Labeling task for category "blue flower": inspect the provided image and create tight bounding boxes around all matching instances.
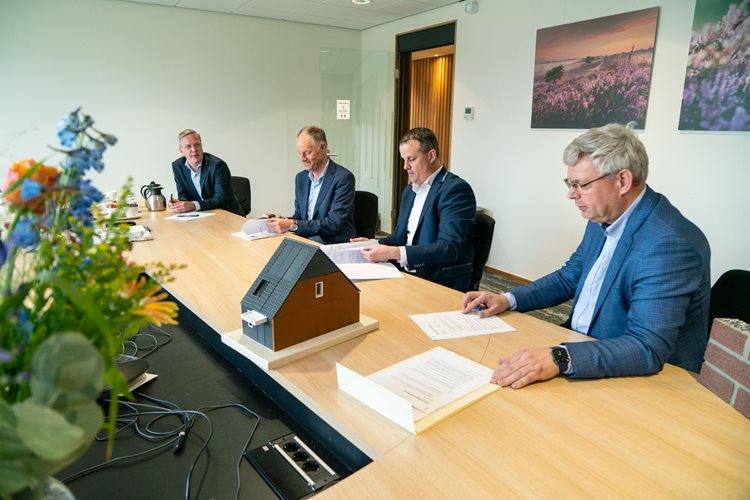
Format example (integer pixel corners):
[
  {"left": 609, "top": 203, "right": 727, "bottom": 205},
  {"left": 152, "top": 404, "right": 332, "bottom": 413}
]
[
  {"left": 69, "top": 179, "right": 103, "bottom": 223},
  {"left": 0, "top": 240, "right": 6, "bottom": 267},
  {"left": 10, "top": 217, "right": 40, "bottom": 249},
  {"left": 19, "top": 179, "right": 42, "bottom": 201}
]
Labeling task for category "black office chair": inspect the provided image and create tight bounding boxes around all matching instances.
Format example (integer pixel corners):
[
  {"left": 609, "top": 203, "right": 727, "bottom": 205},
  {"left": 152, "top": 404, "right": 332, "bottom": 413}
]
[
  {"left": 708, "top": 269, "right": 750, "bottom": 330},
  {"left": 471, "top": 212, "right": 496, "bottom": 291},
  {"left": 231, "top": 176, "right": 252, "bottom": 216},
  {"left": 354, "top": 190, "right": 379, "bottom": 239}
]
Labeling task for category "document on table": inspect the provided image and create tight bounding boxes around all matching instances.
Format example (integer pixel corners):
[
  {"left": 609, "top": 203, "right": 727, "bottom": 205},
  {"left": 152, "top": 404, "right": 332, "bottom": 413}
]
[
  {"left": 165, "top": 212, "right": 216, "bottom": 221},
  {"left": 336, "top": 263, "right": 403, "bottom": 281},
  {"left": 320, "top": 239, "right": 378, "bottom": 264},
  {"left": 232, "top": 219, "right": 282, "bottom": 241},
  {"left": 320, "top": 239, "right": 401, "bottom": 280},
  {"left": 368, "top": 347, "right": 496, "bottom": 421},
  {"left": 409, "top": 310, "right": 515, "bottom": 340}
]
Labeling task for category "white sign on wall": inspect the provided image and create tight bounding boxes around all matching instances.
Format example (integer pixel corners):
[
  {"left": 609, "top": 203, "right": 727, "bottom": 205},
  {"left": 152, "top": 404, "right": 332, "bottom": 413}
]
[{"left": 337, "top": 99, "right": 350, "bottom": 120}]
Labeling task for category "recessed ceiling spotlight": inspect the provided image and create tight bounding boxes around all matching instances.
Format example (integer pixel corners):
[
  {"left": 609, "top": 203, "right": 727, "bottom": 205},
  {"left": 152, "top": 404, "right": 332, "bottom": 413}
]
[{"left": 352, "top": 0, "right": 371, "bottom": 5}]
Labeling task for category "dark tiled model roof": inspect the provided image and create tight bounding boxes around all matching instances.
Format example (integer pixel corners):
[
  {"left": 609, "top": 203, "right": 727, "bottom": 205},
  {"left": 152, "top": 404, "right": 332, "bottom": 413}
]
[{"left": 241, "top": 238, "right": 353, "bottom": 318}]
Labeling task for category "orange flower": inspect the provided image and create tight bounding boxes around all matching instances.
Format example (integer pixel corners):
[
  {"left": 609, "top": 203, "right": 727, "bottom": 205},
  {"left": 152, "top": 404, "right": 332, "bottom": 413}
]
[
  {"left": 3, "top": 159, "right": 60, "bottom": 211},
  {"left": 128, "top": 278, "right": 178, "bottom": 326}
]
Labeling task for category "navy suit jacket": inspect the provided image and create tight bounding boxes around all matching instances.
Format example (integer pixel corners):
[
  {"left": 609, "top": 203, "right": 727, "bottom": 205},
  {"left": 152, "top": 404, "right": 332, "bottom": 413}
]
[
  {"left": 172, "top": 152, "right": 243, "bottom": 216},
  {"left": 381, "top": 168, "right": 476, "bottom": 292},
  {"left": 292, "top": 160, "right": 356, "bottom": 244},
  {"left": 511, "top": 186, "right": 711, "bottom": 376}
]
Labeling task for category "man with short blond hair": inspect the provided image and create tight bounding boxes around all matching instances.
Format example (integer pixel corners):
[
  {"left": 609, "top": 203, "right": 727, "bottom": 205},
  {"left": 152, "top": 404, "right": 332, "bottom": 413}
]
[{"left": 170, "top": 129, "right": 243, "bottom": 216}]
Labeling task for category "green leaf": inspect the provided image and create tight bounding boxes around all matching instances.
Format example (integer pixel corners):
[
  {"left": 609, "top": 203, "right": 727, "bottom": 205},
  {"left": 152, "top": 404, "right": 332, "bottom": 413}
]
[
  {"left": 30, "top": 332, "right": 105, "bottom": 407},
  {"left": 13, "top": 402, "right": 86, "bottom": 462},
  {"left": 0, "top": 460, "right": 35, "bottom": 497},
  {"left": 0, "top": 400, "right": 31, "bottom": 460}
]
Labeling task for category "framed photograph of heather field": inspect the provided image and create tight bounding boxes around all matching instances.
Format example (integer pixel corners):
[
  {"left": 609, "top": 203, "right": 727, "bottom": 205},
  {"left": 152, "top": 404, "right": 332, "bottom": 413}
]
[
  {"left": 531, "top": 8, "right": 659, "bottom": 129},
  {"left": 678, "top": 0, "right": 749, "bottom": 131}
]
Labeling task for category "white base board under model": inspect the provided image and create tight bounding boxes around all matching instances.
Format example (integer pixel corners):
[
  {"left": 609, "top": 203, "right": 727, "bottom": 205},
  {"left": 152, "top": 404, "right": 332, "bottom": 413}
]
[{"left": 222, "top": 315, "right": 379, "bottom": 370}]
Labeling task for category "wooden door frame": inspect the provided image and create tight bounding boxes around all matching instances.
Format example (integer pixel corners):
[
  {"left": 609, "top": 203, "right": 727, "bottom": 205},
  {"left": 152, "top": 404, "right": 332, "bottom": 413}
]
[{"left": 392, "top": 21, "right": 456, "bottom": 229}]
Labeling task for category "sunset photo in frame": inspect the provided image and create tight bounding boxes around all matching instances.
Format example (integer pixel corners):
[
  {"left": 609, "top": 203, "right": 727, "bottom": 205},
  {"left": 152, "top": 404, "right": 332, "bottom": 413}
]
[
  {"left": 531, "top": 7, "right": 659, "bottom": 129},
  {"left": 678, "top": 0, "right": 749, "bottom": 131}
]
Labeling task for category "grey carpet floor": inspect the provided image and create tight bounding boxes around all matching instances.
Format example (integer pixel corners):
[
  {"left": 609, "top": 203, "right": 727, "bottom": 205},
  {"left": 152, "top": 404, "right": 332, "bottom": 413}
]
[{"left": 478, "top": 272, "right": 572, "bottom": 326}]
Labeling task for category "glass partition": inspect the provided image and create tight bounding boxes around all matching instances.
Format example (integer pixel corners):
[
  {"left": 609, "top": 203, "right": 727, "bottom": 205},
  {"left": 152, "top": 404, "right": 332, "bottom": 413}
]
[{"left": 319, "top": 47, "right": 395, "bottom": 233}]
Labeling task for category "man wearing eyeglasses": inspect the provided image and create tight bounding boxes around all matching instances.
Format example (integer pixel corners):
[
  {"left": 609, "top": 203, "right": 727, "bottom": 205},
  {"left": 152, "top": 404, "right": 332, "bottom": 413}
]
[
  {"left": 462, "top": 122, "right": 710, "bottom": 388},
  {"left": 170, "top": 129, "right": 244, "bottom": 216}
]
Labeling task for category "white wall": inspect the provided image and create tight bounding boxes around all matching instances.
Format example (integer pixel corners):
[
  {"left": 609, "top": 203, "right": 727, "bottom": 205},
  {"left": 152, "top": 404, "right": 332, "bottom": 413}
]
[
  {"left": 2, "top": 0, "right": 747, "bottom": 281},
  {"left": 0, "top": 0, "right": 360, "bottom": 218},
  {"left": 362, "top": 0, "right": 750, "bottom": 282}
]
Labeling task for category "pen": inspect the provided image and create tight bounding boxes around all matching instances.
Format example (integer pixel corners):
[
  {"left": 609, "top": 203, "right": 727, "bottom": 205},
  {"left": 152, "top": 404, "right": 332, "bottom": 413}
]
[
  {"left": 178, "top": 214, "right": 199, "bottom": 218},
  {"left": 170, "top": 193, "right": 175, "bottom": 203}
]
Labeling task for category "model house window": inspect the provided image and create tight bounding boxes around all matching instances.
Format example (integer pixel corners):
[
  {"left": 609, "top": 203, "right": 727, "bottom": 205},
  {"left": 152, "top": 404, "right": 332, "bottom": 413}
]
[
  {"left": 315, "top": 281, "right": 324, "bottom": 298},
  {"left": 253, "top": 279, "right": 268, "bottom": 297}
]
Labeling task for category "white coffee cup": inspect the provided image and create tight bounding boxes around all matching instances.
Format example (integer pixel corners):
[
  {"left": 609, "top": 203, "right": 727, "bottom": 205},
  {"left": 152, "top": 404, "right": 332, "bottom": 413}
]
[{"left": 125, "top": 206, "right": 139, "bottom": 218}]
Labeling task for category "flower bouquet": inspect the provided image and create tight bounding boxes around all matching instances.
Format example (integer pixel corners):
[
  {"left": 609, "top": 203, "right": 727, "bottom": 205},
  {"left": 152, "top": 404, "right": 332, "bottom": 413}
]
[{"left": 0, "top": 109, "right": 179, "bottom": 498}]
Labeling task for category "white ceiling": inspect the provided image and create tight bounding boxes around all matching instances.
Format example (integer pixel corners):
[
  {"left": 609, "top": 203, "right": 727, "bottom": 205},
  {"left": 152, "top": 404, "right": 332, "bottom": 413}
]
[{"left": 113, "top": 0, "right": 460, "bottom": 30}]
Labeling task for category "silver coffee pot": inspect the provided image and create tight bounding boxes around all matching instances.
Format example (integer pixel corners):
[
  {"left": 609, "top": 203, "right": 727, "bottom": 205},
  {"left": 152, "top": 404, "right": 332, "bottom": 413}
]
[{"left": 140, "top": 182, "right": 167, "bottom": 211}]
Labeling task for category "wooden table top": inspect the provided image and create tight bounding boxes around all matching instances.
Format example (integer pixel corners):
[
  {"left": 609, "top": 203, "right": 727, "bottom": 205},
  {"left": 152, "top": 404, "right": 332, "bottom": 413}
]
[{"left": 129, "top": 208, "right": 750, "bottom": 498}]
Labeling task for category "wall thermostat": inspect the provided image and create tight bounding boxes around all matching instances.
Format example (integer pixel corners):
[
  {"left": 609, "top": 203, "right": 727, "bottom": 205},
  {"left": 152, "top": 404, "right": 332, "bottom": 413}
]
[{"left": 464, "top": 106, "right": 475, "bottom": 120}]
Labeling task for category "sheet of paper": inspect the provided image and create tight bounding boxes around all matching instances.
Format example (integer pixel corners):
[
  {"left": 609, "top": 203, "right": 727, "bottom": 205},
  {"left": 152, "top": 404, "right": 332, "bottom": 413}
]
[
  {"left": 336, "top": 262, "right": 403, "bottom": 281},
  {"left": 128, "top": 224, "right": 153, "bottom": 242},
  {"left": 409, "top": 310, "right": 515, "bottom": 340},
  {"left": 165, "top": 212, "right": 216, "bottom": 221},
  {"left": 231, "top": 219, "right": 283, "bottom": 240},
  {"left": 232, "top": 231, "right": 281, "bottom": 241},
  {"left": 320, "top": 239, "right": 378, "bottom": 264},
  {"left": 368, "top": 347, "right": 493, "bottom": 420}
]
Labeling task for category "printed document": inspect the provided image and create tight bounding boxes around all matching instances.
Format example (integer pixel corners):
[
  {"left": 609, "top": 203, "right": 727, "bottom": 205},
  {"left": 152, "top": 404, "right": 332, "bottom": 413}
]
[
  {"left": 321, "top": 240, "right": 401, "bottom": 280},
  {"left": 232, "top": 218, "right": 282, "bottom": 241},
  {"left": 320, "top": 239, "right": 378, "bottom": 264},
  {"left": 368, "top": 347, "right": 494, "bottom": 420},
  {"left": 409, "top": 310, "right": 515, "bottom": 340}
]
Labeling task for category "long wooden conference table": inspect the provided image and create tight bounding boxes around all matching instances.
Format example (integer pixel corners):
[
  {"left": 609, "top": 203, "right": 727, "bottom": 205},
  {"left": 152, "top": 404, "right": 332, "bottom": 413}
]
[{"left": 129, "top": 208, "right": 750, "bottom": 498}]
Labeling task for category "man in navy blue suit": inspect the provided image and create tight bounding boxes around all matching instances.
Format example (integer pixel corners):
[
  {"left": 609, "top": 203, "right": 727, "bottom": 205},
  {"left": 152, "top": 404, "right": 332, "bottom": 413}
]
[
  {"left": 170, "top": 129, "right": 243, "bottom": 216},
  {"left": 361, "top": 127, "right": 476, "bottom": 292},
  {"left": 462, "top": 123, "right": 710, "bottom": 388},
  {"left": 265, "top": 126, "right": 355, "bottom": 244}
]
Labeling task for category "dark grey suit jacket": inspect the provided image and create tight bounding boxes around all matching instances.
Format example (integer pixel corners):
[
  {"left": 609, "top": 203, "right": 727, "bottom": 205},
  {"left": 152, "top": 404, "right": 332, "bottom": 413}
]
[{"left": 171, "top": 153, "right": 243, "bottom": 216}]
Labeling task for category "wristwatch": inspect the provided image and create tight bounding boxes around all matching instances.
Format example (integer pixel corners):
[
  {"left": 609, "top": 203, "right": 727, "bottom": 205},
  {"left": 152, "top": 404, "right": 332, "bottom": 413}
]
[
  {"left": 551, "top": 345, "right": 570, "bottom": 374},
  {"left": 289, "top": 220, "right": 298, "bottom": 232}
]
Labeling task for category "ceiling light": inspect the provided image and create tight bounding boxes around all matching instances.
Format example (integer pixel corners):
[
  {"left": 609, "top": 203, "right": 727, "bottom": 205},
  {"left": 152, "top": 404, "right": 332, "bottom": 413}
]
[
  {"left": 464, "top": 0, "right": 479, "bottom": 14},
  {"left": 352, "top": 0, "right": 370, "bottom": 4}
]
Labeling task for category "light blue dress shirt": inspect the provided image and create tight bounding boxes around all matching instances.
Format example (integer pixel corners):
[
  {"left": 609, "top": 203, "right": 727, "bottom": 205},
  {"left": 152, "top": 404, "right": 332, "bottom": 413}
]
[
  {"left": 306, "top": 161, "right": 329, "bottom": 220},
  {"left": 185, "top": 159, "right": 202, "bottom": 211}
]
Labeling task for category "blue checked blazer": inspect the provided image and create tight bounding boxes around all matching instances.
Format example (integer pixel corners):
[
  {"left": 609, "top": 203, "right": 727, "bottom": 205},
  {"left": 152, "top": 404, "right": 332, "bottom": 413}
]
[{"left": 511, "top": 186, "right": 711, "bottom": 376}]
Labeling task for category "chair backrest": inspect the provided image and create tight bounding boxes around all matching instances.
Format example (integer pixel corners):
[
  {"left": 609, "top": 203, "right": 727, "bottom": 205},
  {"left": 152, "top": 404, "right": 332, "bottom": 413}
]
[
  {"left": 472, "top": 212, "right": 496, "bottom": 291},
  {"left": 231, "top": 176, "right": 251, "bottom": 216},
  {"left": 709, "top": 269, "right": 750, "bottom": 328},
  {"left": 354, "top": 190, "right": 379, "bottom": 239}
]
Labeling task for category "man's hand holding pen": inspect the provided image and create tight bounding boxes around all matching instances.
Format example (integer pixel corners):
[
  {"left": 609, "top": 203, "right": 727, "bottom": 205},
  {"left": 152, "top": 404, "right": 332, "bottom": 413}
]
[
  {"left": 263, "top": 213, "right": 295, "bottom": 234},
  {"left": 168, "top": 193, "right": 196, "bottom": 214}
]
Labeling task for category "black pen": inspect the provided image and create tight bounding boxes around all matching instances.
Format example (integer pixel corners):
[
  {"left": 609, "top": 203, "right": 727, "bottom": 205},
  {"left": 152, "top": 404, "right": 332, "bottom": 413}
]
[{"left": 178, "top": 214, "right": 199, "bottom": 218}]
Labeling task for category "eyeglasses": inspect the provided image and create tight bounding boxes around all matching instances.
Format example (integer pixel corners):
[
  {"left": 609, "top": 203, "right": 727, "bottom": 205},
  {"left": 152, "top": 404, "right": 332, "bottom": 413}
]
[
  {"left": 563, "top": 173, "right": 612, "bottom": 194},
  {"left": 181, "top": 143, "right": 202, "bottom": 150}
]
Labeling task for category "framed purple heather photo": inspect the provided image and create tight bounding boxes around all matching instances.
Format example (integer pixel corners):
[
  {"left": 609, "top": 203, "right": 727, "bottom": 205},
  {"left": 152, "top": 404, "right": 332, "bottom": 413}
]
[
  {"left": 531, "top": 8, "right": 659, "bottom": 129},
  {"left": 679, "top": 0, "right": 750, "bottom": 131}
]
